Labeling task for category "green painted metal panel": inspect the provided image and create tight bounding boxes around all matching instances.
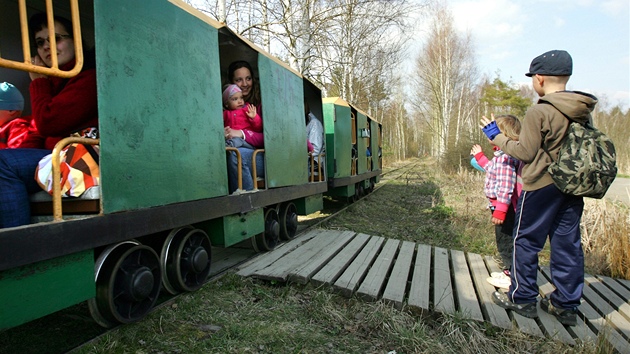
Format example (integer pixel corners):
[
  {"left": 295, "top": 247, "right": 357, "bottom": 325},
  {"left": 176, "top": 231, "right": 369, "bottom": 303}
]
[
  {"left": 197, "top": 209, "right": 264, "bottom": 247},
  {"left": 323, "top": 102, "right": 351, "bottom": 178},
  {"left": 295, "top": 194, "right": 323, "bottom": 215},
  {"left": 95, "top": 0, "right": 226, "bottom": 213},
  {"left": 322, "top": 103, "right": 336, "bottom": 177},
  {"left": 0, "top": 250, "right": 94, "bottom": 329},
  {"left": 328, "top": 184, "right": 355, "bottom": 198},
  {"left": 356, "top": 112, "right": 368, "bottom": 174},
  {"left": 369, "top": 119, "right": 381, "bottom": 170},
  {"left": 258, "top": 57, "right": 307, "bottom": 187}
]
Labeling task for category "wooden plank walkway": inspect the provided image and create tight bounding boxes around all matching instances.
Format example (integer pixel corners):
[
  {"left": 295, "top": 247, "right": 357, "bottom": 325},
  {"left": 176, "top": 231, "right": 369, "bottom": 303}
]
[{"left": 236, "top": 229, "right": 630, "bottom": 353}]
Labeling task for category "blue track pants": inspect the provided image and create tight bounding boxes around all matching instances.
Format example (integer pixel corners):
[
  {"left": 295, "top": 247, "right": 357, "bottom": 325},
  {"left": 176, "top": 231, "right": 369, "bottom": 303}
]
[{"left": 508, "top": 183, "right": 584, "bottom": 310}]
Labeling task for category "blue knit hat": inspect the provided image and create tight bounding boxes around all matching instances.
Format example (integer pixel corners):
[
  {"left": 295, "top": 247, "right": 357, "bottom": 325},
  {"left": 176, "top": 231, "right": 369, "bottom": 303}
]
[{"left": 0, "top": 82, "right": 24, "bottom": 111}]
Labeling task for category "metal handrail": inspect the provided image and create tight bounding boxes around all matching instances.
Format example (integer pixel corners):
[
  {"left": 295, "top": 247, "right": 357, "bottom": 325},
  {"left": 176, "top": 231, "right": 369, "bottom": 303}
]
[
  {"left": 252, "top": 149, "right": 265, "bottom": 190},
  {"left": 226, "top": 147, "right": 243, "bottom": 192},
  {"left": 308, "top": 152, "right": 326, "bottom": 182},
  {"left": 0, "top": 0, "right": 84, "bottom": 78}
]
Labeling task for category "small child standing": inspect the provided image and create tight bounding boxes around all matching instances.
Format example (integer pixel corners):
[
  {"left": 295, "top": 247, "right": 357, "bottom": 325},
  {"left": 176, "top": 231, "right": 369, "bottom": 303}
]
[
  {"left": 0, "top": 82, "right": 31, "bottom": 149},
  {"left": 222, "top": 84, "right": 262, "bottom": 149},
  {"left": 470, "top": 114, "right": 522, "bottom": 289}
]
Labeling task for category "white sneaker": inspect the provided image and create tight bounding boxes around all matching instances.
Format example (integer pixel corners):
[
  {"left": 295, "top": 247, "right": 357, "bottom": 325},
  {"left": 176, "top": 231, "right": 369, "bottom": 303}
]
[
  {"left": 487, "top": 272, "right": 511, "bottom": 290},
  {"left": 490, "top": 271, "right": 508, "bottom": 279}
]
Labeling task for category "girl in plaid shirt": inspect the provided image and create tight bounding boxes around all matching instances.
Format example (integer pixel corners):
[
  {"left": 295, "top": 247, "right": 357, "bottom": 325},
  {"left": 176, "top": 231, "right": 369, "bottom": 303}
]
[{"left": 471, "top": 114, "right": 522, "bottom": 289}]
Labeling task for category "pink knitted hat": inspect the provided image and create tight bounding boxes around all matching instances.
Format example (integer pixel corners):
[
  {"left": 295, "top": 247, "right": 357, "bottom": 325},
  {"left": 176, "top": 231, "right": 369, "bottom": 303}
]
[{"left": 222, "top": 84, "right": 242, "bottom": 105}]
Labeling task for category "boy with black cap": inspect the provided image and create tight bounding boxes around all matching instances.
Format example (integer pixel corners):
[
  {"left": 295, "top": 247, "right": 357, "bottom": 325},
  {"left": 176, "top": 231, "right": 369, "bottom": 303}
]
[{"left": 482, "top": 50, "right": 597, "bottom": 326}]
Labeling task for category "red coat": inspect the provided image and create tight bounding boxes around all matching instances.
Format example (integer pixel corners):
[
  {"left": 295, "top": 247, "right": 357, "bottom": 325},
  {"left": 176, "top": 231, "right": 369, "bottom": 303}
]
[
  {"left": 28, "top": 59, "right": 98, "bottom": 149},
  {"left": 223, "top": 105, "right": 262, "bottom": 132},
  {"left": 223, "top": 105, "right": 264, "bottom": 148},
  {"left": 0, "top": 117, "right": 32, "bottom": 149}
]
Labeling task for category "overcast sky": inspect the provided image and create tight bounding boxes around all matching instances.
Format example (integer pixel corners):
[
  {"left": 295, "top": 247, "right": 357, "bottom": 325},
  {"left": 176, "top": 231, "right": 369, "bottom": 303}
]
[{"left": 430, "top": 0, "right": 630, "bottom": 111}]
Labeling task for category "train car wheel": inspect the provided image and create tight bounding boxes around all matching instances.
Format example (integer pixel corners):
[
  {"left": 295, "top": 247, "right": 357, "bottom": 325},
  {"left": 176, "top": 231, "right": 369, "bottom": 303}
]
[
  {"left": 279, "top": 202, "right": 298, "bottom": 241},
  {"left": 358, "top": 184, "right": 365, "bottom": 198},
  {"left": 161, "top": 226, "right": 212, "bottom": 295},
  {"left": 89, "top": 241, "right": 138, "bottom": 328},
  {"left": 88, "top": 242, "right": 161, "bottom": 327},
  {"left": 256, "top": 208, "right": 279, "bottom": 251},
  {"left": 250, "top": 235, "right": 261, "bottom": 253}
]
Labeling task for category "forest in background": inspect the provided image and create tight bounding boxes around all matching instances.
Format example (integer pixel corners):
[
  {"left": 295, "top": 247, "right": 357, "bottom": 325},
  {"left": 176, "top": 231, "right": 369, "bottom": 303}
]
[{"left": 187, "top": 0, "right": 629, "bottom": 174}]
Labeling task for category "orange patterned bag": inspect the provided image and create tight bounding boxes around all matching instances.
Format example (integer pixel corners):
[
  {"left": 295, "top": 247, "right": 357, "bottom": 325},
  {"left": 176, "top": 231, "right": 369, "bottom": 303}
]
[{"left": 35, "top": 143, "right": 100, "bottom": 197}]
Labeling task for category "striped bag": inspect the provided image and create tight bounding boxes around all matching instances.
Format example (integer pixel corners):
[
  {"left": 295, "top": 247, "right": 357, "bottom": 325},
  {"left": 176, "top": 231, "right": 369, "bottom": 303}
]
[{"left": 35, "top": 143, "right": 100, "bottom": 197}]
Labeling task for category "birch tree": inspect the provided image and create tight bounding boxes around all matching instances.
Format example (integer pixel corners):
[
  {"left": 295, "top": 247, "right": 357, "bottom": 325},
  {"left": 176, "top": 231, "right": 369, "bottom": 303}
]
[
  {"left": 411, "top": 3, "right": 477, "bottom": 160},
  {"left": 189, "top": 0, "right": 420, "bottom": 107}
]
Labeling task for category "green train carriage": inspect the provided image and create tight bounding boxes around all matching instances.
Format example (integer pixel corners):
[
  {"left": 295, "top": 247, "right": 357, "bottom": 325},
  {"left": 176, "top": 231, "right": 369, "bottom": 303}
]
[
  {"left": 323, "top": 97, "right": 382, "bottom": 202},
  {"left": 0, "top": 0, "right": 381, "bottom": 331}
]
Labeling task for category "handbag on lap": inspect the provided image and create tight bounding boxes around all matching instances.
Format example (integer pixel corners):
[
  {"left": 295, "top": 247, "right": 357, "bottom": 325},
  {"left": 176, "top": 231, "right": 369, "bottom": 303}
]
[{"left": 35, "top": 142, "right": 100, "bottom": 197}]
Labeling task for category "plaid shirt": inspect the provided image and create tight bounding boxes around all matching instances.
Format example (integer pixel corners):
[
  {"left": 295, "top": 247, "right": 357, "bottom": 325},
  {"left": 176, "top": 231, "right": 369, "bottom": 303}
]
[{"left": 475, "top": 150, "right": 521, "bottom": 212}]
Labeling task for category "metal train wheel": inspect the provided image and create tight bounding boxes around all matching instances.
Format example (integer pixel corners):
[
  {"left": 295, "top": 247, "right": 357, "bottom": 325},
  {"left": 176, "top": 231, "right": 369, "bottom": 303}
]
[
  {"left": 88, "top": 242, "right": 161, "bottom": 327},
  {"left": 89, "top": 241, "right": 138, "bottom": 328},
  {"left": 250, "top": 235, "right": 261, "bottom": 253},
  {"left": 255, "top": 208, "right": 280, "bottom": 251},
  {"left": 279, "top": 202, "right": 298, "bottom": 241},
  {"left": 358, "top": 184, "right": 365, "bottom": 198},
  {"left": 161, "top": 226, "right": 212, "bottom": 295}
]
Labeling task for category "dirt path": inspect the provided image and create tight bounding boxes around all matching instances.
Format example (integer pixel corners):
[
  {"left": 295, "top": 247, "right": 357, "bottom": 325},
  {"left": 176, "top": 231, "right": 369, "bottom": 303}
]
[{"left": 605, "top": 177, "right": 630, "bottom": 206}]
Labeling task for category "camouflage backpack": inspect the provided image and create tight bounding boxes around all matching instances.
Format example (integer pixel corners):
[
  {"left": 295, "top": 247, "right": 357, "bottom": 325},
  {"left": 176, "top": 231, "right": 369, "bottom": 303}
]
[{"left": 546, "top": 117, "right": 617, "bottom": 199}]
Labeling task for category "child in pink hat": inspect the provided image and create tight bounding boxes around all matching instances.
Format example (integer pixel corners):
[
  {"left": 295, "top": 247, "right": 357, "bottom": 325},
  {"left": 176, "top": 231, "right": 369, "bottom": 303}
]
[{"left": 222, "top": 84, "right": 262, "bottom": 148}]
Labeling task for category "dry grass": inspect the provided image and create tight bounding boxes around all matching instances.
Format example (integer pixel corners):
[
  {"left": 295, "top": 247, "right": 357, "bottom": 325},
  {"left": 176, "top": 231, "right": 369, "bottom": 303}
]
[{"left": 581, "top": 198, "right": 630, "bottom": 279}]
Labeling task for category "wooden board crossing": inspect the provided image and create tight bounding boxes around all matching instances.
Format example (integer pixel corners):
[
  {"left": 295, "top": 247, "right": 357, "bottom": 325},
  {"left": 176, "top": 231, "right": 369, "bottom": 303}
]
[{"left": 236, "top": 229, "right": 630, "bottom": 353}]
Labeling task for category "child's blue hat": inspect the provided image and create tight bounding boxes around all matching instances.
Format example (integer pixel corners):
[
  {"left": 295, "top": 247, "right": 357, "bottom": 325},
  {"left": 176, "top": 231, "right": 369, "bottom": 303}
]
[
  {"left": 0, "top": 82, "right": 24, "bottom": 111},
  {"left": 525, "top": 50, "right": 572, "bottom": 77}
]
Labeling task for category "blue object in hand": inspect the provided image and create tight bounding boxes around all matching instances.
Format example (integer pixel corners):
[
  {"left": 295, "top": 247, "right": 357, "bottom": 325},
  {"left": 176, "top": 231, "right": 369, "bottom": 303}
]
[
  {"left": 470, "top": 156, "right": 485, "bottom": 172},
  {"left": 482, "top": 121, "right": 501, "bottom": 140}
]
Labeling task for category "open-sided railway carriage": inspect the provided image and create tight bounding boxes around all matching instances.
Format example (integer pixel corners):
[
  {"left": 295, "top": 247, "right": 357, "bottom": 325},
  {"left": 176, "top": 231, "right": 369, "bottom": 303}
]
[{"left": 0, "top": 0, "right": 382, "bottom": 330}]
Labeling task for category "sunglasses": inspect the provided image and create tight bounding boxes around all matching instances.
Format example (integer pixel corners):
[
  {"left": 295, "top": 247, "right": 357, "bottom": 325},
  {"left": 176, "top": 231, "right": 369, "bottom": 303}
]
[{"left": 35, "top": 34, "right": 72, "bottom": 49}]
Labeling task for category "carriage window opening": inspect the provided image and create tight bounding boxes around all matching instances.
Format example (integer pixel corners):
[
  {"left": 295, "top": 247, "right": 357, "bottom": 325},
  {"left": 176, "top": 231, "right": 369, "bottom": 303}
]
[{"left": 0, "top": 0, "right": 84, "bottom": 79}]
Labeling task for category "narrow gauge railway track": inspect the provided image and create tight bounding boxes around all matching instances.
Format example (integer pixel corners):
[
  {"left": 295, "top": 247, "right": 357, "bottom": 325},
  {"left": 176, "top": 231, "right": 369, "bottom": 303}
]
[{"left": 0, "top": 163, "right": 416, "bottom": 354}]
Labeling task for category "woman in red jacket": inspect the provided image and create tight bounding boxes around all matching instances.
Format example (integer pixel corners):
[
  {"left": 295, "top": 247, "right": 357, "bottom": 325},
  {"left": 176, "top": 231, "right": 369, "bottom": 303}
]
[{"left": 0, "top": 13, "right": 98, "bottom": 228}]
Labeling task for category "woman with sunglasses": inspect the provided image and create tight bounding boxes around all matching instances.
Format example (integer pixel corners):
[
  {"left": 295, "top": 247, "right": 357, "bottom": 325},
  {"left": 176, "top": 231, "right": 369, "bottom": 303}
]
[
  {"left": 0, "top": 13, "right": 98, "bottom": 228},
  {"left": 224, "top": 61, "right": 265, "bottom": 193}
]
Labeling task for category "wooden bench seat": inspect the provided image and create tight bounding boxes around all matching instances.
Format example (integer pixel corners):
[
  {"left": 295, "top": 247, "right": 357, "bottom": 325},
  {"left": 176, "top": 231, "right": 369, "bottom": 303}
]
[{"left": 30, "top": 187, "right": 101, "bottom": 215}]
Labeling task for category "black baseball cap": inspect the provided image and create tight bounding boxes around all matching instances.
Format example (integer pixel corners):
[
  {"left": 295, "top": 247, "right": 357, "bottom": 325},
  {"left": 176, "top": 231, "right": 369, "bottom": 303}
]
[{"left": 525, "top": 50, "right": 572, "bottom": 77}]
